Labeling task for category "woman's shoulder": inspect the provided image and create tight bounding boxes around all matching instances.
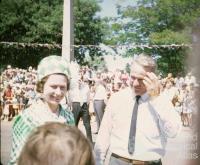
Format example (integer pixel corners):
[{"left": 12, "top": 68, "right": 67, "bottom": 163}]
[
  {"left": 12, "top": 106, "right": 37, "bottom": 131},
  {"left": 60, "top": 105, "right": 73, "bottom": 115},
  {"left": 59, "top": 105, "right": 75, "bottom": 125},
  {"left": 13, "top": 101, "right": 43, "bottom": 125}
]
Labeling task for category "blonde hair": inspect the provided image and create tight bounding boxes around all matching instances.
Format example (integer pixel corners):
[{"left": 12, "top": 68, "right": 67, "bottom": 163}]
[{"left": 18, "top": 122, "right": 95, "bottom": 165}]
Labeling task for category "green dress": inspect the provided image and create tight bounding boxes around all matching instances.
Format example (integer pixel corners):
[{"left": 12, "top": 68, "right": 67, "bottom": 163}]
[{"left": 8, "top": 99, "right": 75, "bottom": 165}]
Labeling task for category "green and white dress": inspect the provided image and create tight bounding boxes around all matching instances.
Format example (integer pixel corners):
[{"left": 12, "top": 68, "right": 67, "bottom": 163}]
[{"left": 8, "top": 99, "right": 75, "bottom": 165}]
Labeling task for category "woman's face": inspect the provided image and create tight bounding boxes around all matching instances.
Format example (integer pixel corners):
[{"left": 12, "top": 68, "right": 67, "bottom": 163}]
[{"left": 43, "top": 74, "right": 68, "bottom": 110}]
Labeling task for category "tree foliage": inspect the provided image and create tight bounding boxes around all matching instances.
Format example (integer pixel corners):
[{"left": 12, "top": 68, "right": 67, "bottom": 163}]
[
  {"left": 73, "top": 0, "right": 103, "bottom": 64},
  {"left": 0, "top": 0, "right": 103, "bottom": 68},
  {"left": 0, "top": 0, "right": 63, "bottom": 43},
  {"left": 102, "top": 0, "right": 200, "bottom": 76}
]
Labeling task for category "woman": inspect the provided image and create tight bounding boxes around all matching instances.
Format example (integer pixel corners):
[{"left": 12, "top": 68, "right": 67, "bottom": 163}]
[{"left": 9, "top": 55, "right": 75, "bottom": 165}]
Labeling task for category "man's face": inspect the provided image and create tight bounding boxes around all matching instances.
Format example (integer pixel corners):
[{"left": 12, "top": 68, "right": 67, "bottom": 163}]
[{"left": 130, "top": 63, "right": 147, "bottom": 96}]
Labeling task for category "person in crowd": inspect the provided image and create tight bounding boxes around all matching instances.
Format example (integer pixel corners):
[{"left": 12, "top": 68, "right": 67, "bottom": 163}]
[
  {"left": 11, "top": 95, "right": 20, "bottom": 116},
  {"left": 79, "top": 77, "right": 93, "bottom": 142},
  {"left": 112, "top": 78, "right": 122, "bottom": 93},
  {"left": 177, "top": 83, "right": 189, "bottom": 126},
  {"left": 68, "top": 76, "right": 93, "bottom": 143},
  {"left": 162, "top": 77, "right": 178, "bottom": 103},
  {"left": 120, "top": 70, "right": 129, "bottom": 87},
  {"left": 174, "top": 74, "right": 185, "bottom": 89},
  {"left": 93, "top": 78, "right": 107, "bottom": 133},
  {"left": 1, "top": 99, "right": 10, "bottom": 121},
  {"left": 18, "top": 122, "right": 95, "bottom": 165},
  {"left": 2, "top": 84, "right": 15, "bottom": 120},
  {"left": 181, "top": 84, "right": 194, "bottom": 127},
  {"left": 13, "top": 85, "right": 22, "bottom": 112},
  {"left": 185, "top": 72, "right": 196, "bottom": 86},
  {"left": 9, "top": 55, "right": 75, "bottom": 165},
  {"left": 24, "top": 85, "right": 36, "bottom": 108},
  {"left": 94, "top": 54, "right": 182, "bottom": 165}
]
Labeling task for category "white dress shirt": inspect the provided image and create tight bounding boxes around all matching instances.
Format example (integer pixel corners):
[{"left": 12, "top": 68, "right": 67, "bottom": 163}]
[
  {"left": 94, "top": 84, "right": 107, "bottom": 101},
  {"left": 94, "top": 87, "right": 182, "bottom": 165},
  {"left": 68, "top": 85, "right": 81, "bottom": 103},
  {"left": 79, "top": 82, "right": 90, "bottom": 105}
]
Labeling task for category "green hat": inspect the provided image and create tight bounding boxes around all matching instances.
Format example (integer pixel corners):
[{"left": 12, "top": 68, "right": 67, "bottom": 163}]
[{"left": 37, "top": 55, "right": 70, "bottom": 81}]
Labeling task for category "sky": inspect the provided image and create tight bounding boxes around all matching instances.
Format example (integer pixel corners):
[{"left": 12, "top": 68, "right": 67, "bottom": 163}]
[{"left": 98, "top": 0, "right": 136, "bottom": 17}]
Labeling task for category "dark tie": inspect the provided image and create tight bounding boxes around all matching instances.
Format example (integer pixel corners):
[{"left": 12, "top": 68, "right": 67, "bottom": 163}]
[{"left": 128, "top": 95, "right": 140, "bottom": 154}]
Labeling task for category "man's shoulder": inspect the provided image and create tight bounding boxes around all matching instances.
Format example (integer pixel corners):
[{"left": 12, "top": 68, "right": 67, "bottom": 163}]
[
  {"left": 110, "top": 87, "right": 133, "bottom": 102},
  {"left": 114, "top": 87, "right": 132, "bottom": 97}
]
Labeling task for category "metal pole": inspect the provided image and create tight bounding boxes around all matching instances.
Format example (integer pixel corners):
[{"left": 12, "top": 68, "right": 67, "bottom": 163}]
[{"left": 62, "top": 0, "right": 74, "bottom": 62}]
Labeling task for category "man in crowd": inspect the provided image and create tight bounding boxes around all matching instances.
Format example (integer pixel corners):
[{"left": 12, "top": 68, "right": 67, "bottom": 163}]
[
  {"left": 69, "top": 77, "right": 93, "bottom": 143},
  {"left": 94, "top": 54, "right": 182, "bottom": 165}
]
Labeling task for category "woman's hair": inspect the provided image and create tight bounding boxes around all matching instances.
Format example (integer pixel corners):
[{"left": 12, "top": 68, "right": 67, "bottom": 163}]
[
  {"left": 18, "top": 122, "right": 95, "bottom": 165},
  {"left": 36, "top": 74, "right": 70, "bottom": 93},
  {"left": 36, "top": 75, "right": 49, "bottom": 93}
]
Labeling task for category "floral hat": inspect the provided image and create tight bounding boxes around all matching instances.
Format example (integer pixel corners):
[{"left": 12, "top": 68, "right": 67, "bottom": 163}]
[{"left": 37, "top": 55, "right": 70, "bottom": 81}]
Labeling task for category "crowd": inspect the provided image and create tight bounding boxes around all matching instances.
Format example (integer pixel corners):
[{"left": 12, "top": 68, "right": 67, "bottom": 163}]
[
  {"left": 0, "top": 65, "right": 38, "bottom": 121},
  {"left": 0, "top": 63, "right": 198, "bottom": 128}
]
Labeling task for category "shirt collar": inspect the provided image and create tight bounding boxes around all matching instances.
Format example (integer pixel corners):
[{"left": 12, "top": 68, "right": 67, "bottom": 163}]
[
  {"left": 139, "top": 92, "right": 149, "bottom": 102},
  {"left": 130, "top": 88, "right": 149, "bottom": 102}
]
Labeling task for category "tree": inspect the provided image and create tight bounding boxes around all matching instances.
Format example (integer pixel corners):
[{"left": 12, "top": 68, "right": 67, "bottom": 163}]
[
  {"left": 0, "top": 0, "right": 64, "bottom": 68},
  {"left": 0, "top": 0, "right": 103, "bottom": 68},
  {"left": 121, "top": 0, "right": 200, "bottom": 43},
  {"left": 101, "top": 0, "right": 200, "bottom": 76},
  {"left": 0, "top": 0, "right": 63, "bottom": 43},
  {"left": 73, "top": 0, "right": 103, "bottom": 64}
]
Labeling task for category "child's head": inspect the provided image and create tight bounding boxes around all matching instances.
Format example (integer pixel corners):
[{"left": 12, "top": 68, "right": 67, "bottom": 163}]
[{"left": 18, "top": 122, "right": 95, "bottom": 165}]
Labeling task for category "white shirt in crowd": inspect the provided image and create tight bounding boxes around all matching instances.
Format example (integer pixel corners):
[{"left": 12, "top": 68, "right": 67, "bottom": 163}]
[
  {"left": 94, "top": 87, "right": 182, "bottom": 165},
  {"left": 162, "top": 86, "right": 178, "bottom": 101},
  {"left": 79, "top": 82, "right": 90, "bottom": 105},
  {"left": 185, "top": 75, "right": 196, "bottom": 86},
  {"left": 68, "top": 80, "right": 81, "bottom": 103},
  {"left": 94, "top": 84, "right": 107, "bottom": 101}
]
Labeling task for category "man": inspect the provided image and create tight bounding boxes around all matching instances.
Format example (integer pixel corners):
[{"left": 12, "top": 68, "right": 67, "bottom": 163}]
[
  {"left": 94, "top": 54, "right": 182, "bottom": 165},
  {"left": 69, "top": 77, "right": 93, "bottom": 143},
  {"left": 93, "top": 78, "right": 107, "bottom": 133}
]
